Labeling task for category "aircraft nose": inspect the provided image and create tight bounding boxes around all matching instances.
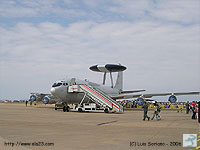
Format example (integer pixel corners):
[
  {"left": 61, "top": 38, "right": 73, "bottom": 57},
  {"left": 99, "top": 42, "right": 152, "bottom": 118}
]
[{"left": 50, "top": 88, "right": 56, "bottom": 96}]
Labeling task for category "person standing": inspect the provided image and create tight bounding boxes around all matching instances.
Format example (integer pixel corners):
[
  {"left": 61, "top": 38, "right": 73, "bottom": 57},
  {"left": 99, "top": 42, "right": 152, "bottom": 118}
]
[
  {"left": 142, "top": 102, "right": 150, "bottom": 121},
  {"left": 186, "top": 101, "right": 190, "bottom": 114},
  {"left": 191, "top": 103, "right": 197, "bottom": 119},
  {"left": 25, "top": 100, "right": 28, "bottom": 107},
  {"left": 151, "top": 102, "right": 160, "bottom": 120},
  {"left": 157, "top": 104, "right": 161, "bottom": 119}
]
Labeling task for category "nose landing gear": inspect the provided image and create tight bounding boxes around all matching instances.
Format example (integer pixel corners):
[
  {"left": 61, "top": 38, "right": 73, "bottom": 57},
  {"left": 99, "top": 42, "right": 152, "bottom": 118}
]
[{"left": 63, "top": 104, "right": 70, "bottom": 112}]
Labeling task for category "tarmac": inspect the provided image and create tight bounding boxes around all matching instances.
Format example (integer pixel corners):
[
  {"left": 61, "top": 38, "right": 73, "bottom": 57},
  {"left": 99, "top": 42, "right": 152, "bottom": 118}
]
[{"left": 0, "top": 103, "right": 199, "bottom": 150}]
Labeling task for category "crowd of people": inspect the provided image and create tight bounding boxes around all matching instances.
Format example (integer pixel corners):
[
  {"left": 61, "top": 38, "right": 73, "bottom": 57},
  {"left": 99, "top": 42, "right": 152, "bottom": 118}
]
[
  {"left": 141, "top": 101, "right": 198, "bottom": 121},
  {"left": 117, "top": 100, "right": 199, "bottom": 121},
  {"left": 186, "top": 101, "right": 198, "bottom": 120},
  {"left": 118, "top": 100, "right": 197, "bottom": 109}
]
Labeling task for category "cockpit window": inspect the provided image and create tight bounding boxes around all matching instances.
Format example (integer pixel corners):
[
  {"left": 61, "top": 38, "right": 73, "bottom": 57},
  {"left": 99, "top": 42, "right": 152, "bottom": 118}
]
[
  {"left": 63, "top": 83, "right": 68, "bottom": 86},
  {"left": 52, "top": 82, "right": 62, "bottom": 87}
]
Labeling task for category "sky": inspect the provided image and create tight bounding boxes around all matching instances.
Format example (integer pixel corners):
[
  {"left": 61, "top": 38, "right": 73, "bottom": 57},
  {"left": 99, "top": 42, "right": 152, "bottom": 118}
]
[{"left": 0, "top": 0, "right": 200, "bottom": 102}]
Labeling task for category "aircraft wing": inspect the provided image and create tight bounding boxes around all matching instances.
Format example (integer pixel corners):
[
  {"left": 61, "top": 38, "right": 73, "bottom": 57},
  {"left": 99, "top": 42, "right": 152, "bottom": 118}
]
[
  {"left": 111, "top": 94, "right": 142, "bottom": 99},
  {"left": 120, "top": 90, "right": 145, "bottom": 94},
  {"left": 111, "top": 91, "right": 200, "bottom": 100},
  {"left": 30, "top": 93, "right": 49, "bottom": 97}
]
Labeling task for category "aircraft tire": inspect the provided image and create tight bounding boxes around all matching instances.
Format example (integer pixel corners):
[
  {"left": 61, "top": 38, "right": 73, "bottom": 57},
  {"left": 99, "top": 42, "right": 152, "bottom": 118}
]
[
  {"left": 78, "top": 108, "right": 82, "bottom": 112},
  {"left": 66, "top": 106, "right": 70, "bottom": 112},
  {"left": 104, "top": 108, "right": 109, "bottom": 113},
  {"left": 63, "top": 106, "right": 66, "bottom": 112}
]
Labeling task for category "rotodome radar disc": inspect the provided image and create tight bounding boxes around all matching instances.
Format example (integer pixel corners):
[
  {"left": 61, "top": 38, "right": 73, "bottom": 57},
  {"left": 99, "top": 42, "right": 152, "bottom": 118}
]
[{"left": 90, "top": 64, "right": 127, "bottom": 72}]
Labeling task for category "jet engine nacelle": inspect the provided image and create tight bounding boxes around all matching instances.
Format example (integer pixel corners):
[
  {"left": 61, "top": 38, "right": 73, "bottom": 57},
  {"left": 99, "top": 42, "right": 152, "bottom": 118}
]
[
  {"left": 168, "top": 95, "right": 177, "bottom": 103},
  {"left": 42, "top": 95, "right": 56, "bottom": 104},
  {"left": 29, "top": 94, "right": 38, "bottom": 102},
  {"left": 136, "top": 97, "right": 145, "bottom": 106}
]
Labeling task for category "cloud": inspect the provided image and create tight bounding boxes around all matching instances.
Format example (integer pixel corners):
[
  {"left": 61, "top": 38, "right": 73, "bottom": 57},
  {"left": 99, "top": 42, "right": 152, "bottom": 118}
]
[
  {"left": 0, "top": 21, "right": 199, "bottom": 100},
  {"left": 0, "top": 0, "right": 86, "bottom": 19},
  {"left": 109, "top": 0, "right": 153, "bottom": 18},
  {"left": 108, "top": 0, "right": 200, "bottom": 24},
  {"left": 0, "top": 0, "right": 199, "bottom": 100},
  {"left": 0, "top": 0, "right": 40, "bottom": 17},
  {"left": 150, "top": 0, "right": 200, "bottom": 24},
  {"left": 0, "top": 0, "right": 199, "bottom": 24}
]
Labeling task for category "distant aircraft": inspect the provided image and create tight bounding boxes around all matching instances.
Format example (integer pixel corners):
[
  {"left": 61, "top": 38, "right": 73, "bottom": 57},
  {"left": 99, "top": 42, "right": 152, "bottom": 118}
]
[{"left": 30, "top": 64, "right": 200, "bottom": 113}]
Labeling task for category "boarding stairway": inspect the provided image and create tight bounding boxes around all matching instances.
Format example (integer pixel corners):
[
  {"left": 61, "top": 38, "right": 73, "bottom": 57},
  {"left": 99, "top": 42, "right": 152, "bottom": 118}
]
[{"left": 78, "top": 84, "right": 124, "bottom": 113}]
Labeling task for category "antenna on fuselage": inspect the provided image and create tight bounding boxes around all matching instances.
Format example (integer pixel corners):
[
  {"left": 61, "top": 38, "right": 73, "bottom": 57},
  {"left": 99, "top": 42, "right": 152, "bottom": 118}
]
[{"left": 89, "top": 64, "right": 126, "bottom": 88}]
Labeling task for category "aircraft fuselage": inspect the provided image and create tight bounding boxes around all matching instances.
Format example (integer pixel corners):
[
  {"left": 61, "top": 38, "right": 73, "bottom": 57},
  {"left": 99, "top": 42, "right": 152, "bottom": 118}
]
[{"left": 50, "top": 78, "right": 120, "bottom": 104}]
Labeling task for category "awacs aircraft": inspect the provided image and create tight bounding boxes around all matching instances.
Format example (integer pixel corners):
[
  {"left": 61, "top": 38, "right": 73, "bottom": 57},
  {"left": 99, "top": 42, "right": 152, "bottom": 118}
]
[{"left": 30, "top": 64, "right": 200, "bottom": 113}]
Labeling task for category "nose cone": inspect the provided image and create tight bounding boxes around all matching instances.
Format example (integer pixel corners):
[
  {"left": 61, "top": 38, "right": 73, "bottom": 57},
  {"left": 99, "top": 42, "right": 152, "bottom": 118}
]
[{"left": 50, "top": 88, "right": 56, "bottom": 96}]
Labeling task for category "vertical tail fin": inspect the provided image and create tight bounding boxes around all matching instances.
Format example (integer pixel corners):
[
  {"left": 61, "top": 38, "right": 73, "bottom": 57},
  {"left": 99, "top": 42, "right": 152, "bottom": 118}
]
[{"left": 114, "top": 71, "right": 123, "bottom": 91}]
